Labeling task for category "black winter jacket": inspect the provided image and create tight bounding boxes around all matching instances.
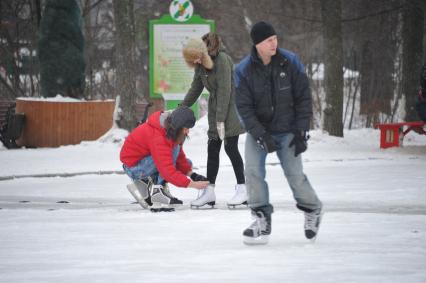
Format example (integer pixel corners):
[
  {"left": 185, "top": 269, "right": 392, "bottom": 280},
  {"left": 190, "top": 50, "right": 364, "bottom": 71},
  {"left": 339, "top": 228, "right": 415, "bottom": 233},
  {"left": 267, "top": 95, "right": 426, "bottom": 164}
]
[{"left": 234, "top": 47, "right": 312, "bottom": 140}]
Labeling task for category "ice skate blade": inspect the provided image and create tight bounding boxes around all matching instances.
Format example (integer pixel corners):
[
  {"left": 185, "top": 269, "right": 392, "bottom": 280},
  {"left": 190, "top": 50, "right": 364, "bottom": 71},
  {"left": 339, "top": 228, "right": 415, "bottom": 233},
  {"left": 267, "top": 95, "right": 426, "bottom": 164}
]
[
  {"left": 150, "top": 199, "right": 183, "bottom": 209},
  {"left": 127, "top": 184, "right": 149, "bottom": 209},
  {"left": 306, "top": 233, "right": 318, "bottom": 243},
  {"left": 243, "top": 235, "right": 269, "bottom": 245},
  {"left": 151, "top": 202, "right": 172, "bottom": 209},
  {"left": 150, "top": 207, "right": 175, "bottom": 213},
  {"left": 190, "top": 201, "right": 215, "bottom": 209},
  {"left": 169, "top": 203, "right": 183, "bottom": 208},
  {"left": 227, "top": 202, "right": 249, "bottom": 210}
]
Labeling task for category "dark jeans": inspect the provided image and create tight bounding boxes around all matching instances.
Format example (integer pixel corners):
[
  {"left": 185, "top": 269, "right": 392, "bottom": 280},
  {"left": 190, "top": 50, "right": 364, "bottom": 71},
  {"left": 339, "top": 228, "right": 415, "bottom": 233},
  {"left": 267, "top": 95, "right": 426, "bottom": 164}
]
[{"left": 207, "top": 135, "right": 245, "bottom": 185}]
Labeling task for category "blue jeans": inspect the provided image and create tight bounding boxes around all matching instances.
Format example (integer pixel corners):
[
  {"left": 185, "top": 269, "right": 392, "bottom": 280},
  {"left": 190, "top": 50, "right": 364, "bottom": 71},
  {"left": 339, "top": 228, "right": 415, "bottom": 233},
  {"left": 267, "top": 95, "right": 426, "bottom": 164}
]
[
  {"left": 123, "top": 145, "right": 183, "bottom": 185},
  {"left": 245, "top": 133, "right": 322, "bottom": 213}
]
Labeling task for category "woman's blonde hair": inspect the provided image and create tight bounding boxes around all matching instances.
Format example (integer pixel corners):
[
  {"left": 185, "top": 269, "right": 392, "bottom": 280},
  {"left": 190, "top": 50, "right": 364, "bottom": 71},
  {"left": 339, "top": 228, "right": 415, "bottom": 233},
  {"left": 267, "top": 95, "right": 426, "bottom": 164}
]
[{"left": 182, "top": 38, "right": 213, "bottom": 69}]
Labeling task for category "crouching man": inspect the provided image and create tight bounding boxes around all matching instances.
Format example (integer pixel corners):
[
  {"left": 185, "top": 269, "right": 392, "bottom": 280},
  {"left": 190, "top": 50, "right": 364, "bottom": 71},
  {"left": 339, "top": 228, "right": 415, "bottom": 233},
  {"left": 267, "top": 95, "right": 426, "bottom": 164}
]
[{"left": 120, "top": 106, "right": 209, "bottom": 210}]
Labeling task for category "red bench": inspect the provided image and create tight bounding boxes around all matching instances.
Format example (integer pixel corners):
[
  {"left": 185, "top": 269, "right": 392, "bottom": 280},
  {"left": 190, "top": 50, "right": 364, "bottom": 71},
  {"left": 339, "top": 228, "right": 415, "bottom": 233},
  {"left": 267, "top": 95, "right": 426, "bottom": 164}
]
[{"left": 374, "top": 121, "right": 426, "bottom": 149}]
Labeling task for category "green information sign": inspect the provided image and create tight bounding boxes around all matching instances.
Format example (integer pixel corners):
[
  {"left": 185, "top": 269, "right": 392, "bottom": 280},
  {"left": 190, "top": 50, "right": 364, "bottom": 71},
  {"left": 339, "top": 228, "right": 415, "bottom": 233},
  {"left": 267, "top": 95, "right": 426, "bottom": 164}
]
[{"left": 149, "top": 12, "right": 215, "bottom": 116}]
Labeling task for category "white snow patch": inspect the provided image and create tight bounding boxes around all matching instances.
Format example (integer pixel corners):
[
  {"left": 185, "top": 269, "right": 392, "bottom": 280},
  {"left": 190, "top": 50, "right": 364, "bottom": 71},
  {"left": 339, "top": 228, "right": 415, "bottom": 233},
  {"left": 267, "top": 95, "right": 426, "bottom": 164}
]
[{"left": 17, "top": 95, "right": 114, "bottom": 102}]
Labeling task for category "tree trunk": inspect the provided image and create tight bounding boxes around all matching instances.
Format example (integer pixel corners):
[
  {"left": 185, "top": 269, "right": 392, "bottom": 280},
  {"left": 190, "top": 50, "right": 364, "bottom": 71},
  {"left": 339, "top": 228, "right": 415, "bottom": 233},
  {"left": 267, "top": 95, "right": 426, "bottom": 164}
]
[
  {"left": 321, "top": 0, "right": 344, "bottom": 137},
  {"left": 348, "top": 79, "right": 359, "bottom": 130},
  {"left": 402, "top": 0, "right": 425, "bottom": 121},
  {"left": 35, "top": 0, "right": 42, "bottom": 27},
  {"left": 343, "top": 76, "right": 352, "bottom": 127},
  {"left": 113, "top": 0, "right": 137, "bottom": 131},
  {"left": 83, "top": 0, "right": 93, "bottom": 100}
]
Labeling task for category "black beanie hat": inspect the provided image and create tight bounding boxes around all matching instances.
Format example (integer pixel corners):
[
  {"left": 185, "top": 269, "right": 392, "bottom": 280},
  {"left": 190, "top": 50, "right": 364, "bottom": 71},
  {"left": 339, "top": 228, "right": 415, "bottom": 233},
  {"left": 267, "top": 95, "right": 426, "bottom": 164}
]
[
  {"left": 250, "top": 21, "right": 276, "bottom": 45},
  {"left": 170, "top": 106, "right": 196, "bottom": 130}
]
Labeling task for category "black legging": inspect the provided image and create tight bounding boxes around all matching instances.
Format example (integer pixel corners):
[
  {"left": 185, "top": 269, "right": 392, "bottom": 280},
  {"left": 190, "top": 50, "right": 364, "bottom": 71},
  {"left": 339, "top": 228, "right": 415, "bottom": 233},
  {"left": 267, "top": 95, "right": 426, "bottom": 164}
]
[{"left": 207, "top": 135, "right": 245, "bottom": 185}]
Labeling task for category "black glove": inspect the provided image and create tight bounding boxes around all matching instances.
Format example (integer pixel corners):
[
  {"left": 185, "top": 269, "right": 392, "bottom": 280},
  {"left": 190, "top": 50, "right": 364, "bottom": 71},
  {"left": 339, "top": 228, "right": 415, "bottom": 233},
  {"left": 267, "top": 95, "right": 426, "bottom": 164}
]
[
  {"left": 257, "top": 133, "right": 279, "bottom": 153},
  {"left": 289, "top": 130, "right": 309, "bottom": 157},
  {"left": 190, "top": 172, "right": 208, "bottom": 181}
]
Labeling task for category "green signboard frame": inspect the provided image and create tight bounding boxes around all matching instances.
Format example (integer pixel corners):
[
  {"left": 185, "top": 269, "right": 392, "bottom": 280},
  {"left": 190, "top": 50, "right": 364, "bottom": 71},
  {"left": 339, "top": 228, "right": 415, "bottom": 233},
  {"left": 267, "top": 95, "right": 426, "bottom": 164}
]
[{"left": 149, "top": 14, "right": 215, "bottom": 116}]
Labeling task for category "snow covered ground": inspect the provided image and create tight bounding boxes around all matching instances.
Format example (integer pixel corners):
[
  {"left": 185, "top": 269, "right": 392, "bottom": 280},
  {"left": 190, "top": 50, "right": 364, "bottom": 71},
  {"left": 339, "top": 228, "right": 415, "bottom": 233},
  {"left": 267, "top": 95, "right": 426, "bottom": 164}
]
[{"left": 1, "top": 118, "right": 426, "bottom": 283}]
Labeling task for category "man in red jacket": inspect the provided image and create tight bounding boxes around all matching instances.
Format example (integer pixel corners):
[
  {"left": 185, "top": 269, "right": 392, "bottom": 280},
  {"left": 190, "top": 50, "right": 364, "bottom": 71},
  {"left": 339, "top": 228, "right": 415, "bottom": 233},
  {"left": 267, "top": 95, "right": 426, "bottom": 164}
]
[{"left": 120, "top": 106, "right": 209, "bottom": 209}]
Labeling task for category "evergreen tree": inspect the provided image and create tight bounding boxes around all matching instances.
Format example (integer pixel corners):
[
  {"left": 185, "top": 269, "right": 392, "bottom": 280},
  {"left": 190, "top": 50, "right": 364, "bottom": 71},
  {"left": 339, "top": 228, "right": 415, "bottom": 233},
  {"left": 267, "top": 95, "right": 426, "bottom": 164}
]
[{"left": 38, "top": 0, "right": 85, "bottom": 98}]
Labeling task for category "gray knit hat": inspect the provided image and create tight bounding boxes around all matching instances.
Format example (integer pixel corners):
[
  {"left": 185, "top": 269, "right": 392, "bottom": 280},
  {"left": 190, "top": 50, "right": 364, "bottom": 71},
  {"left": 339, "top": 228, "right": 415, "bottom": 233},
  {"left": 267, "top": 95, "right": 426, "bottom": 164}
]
[
  {"left": 170, "top": 106, "right": 195, "bottom": 129},
  {"left": 166, "top": 106, "right": 195, "bottom": 140}
]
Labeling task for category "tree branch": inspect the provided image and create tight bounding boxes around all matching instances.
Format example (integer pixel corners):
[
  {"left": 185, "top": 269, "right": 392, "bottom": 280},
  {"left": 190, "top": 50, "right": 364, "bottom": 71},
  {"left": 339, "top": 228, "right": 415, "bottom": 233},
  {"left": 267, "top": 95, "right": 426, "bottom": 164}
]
[{"left": 83, "top": 0, "right": 108, "bottom": 17}]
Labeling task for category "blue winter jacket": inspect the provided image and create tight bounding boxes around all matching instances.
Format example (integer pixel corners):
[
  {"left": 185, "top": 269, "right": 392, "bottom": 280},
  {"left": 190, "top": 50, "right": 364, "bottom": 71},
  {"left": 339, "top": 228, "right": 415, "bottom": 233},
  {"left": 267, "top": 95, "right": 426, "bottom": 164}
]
[{"left": 234, "top": 47, "right": 312, "bottom": 140}]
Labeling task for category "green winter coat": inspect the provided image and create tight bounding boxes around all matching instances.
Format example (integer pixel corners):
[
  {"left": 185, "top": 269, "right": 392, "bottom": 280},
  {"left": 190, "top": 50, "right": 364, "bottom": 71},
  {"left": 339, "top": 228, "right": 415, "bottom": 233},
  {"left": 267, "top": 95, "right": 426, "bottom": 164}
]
[{"left": 182, "top": 51, "right": 245, "bottom": 139}]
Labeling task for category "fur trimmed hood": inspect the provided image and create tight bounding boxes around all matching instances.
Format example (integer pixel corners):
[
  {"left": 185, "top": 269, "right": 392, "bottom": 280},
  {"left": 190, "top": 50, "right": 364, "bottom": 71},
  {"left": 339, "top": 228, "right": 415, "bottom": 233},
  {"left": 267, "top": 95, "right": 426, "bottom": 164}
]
[{"left": 182, "top": 38, "right": 214, "bottom": 69}]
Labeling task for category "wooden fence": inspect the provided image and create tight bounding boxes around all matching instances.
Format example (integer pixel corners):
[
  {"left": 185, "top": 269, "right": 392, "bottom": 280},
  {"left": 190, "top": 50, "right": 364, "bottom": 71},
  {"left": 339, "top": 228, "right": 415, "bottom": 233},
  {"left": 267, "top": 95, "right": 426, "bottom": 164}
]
[{"left": 16, "top": 99, "right": 115, "bottom": 148}]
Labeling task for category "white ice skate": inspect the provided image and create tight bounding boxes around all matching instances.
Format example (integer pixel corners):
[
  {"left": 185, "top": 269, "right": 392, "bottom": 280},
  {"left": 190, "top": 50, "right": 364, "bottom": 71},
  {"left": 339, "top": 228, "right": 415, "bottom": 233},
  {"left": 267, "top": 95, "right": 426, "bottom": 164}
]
[
  {"left": 227, "top": 184, "right": 248, "bottom": 209},
  {"left": 126, "top": 179, "right": 152, "bottom": 209},
  {"left": 190, "top": 184, "right": 216, "bottom": 209}
]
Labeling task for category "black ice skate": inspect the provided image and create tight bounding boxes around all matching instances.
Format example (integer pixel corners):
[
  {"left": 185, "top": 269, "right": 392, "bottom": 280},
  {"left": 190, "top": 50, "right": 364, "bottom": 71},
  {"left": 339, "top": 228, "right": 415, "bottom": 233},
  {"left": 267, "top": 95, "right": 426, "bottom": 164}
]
[
  {"left": 243, "top": 209, "right": 271, "bottom": 245},
  {"left": 304, "top": 208, "right": 323, "bottom": 241},
  {"left": 161, "top": 183, "right": 183, "bottom": 206},
  {"left": 126, "top": 179, "right": 153, "bottom": 209},
  {"left": 151, "top": 184, "right": 182, "bottom": 208}
]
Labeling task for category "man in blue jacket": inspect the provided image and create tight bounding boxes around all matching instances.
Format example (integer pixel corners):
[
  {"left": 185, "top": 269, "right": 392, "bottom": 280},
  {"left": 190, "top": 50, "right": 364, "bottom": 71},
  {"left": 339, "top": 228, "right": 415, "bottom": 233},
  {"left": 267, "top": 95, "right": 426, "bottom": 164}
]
[{"left": 235, "top": 21, "right": 323, "bottom": 245}]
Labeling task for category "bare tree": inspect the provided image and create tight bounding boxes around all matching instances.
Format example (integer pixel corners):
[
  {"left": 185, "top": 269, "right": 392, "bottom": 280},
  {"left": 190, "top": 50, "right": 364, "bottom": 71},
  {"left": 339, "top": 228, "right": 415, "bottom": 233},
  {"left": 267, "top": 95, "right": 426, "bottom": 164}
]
[
  {"left": 0, "top": 0, "right": 39, "bottom": 99},
  {"left": 321, "top": 0, "right": 344, "bottom": 136},
  {"left": 342, "top": 0, "right": 401, "bottom": 127},
  {"left": 112, "top": 0, "right": 137, "bottom": 130},
  {"left": 402, "top": 0, "right": 425, "bottom": 121},
  {"left": 82, "top": 0, "right": 94, "bottom": 99},
  {"left": 3, "top": 0, "right": 422, "bottom": 130}
]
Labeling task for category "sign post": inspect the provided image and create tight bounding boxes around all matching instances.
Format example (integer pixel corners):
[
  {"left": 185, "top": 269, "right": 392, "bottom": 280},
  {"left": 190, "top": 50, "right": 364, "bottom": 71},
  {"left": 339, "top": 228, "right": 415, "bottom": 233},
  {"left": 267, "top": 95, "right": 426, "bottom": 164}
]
[{"left": 149, "top": 1, "right": 215, "bottom": 117}]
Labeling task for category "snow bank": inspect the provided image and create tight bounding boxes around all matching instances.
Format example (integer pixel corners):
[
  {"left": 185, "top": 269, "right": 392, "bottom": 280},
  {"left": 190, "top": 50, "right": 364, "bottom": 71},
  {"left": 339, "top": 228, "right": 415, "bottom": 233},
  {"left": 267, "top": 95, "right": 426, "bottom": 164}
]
[{"left": 17, "top": 95, "right": 114, "bottom": 102}]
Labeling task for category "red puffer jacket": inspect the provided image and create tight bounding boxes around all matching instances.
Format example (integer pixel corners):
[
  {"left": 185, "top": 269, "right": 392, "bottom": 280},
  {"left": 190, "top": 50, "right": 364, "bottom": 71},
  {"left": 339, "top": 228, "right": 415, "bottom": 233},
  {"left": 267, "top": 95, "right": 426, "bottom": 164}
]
[{"left": 120, "top": 111, "right": 192, "bottom": 187}]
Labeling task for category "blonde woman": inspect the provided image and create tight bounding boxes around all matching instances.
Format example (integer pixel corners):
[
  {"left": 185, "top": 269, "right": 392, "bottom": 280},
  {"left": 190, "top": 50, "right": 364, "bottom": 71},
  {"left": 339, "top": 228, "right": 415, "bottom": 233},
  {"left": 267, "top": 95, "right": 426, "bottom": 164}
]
[{"left": 181, "top": 33, "right": 246, "bottom": 209}]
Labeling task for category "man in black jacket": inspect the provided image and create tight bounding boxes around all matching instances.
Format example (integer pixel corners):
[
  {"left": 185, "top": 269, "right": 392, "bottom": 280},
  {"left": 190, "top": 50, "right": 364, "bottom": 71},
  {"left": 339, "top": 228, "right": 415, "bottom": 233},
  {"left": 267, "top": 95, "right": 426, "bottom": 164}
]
[{"left": 235, "top": 21, "right": 323, "bottom": 245}]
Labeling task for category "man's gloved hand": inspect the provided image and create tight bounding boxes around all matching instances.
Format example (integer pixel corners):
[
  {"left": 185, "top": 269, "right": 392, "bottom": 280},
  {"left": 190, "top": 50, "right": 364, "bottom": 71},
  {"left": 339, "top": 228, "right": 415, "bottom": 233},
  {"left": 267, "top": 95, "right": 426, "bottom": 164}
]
[
  {"left": 190, "top": 172, "right": 209, "bottom": 182},
  {"left": 217, "top": 122, "right": 225, "bottom": 140},
  {"left": 289, "top": 130, "right": 309, "bottom": 157},
  {"left": 257, "top": 133, "right": 279, "bottom": 153}
]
